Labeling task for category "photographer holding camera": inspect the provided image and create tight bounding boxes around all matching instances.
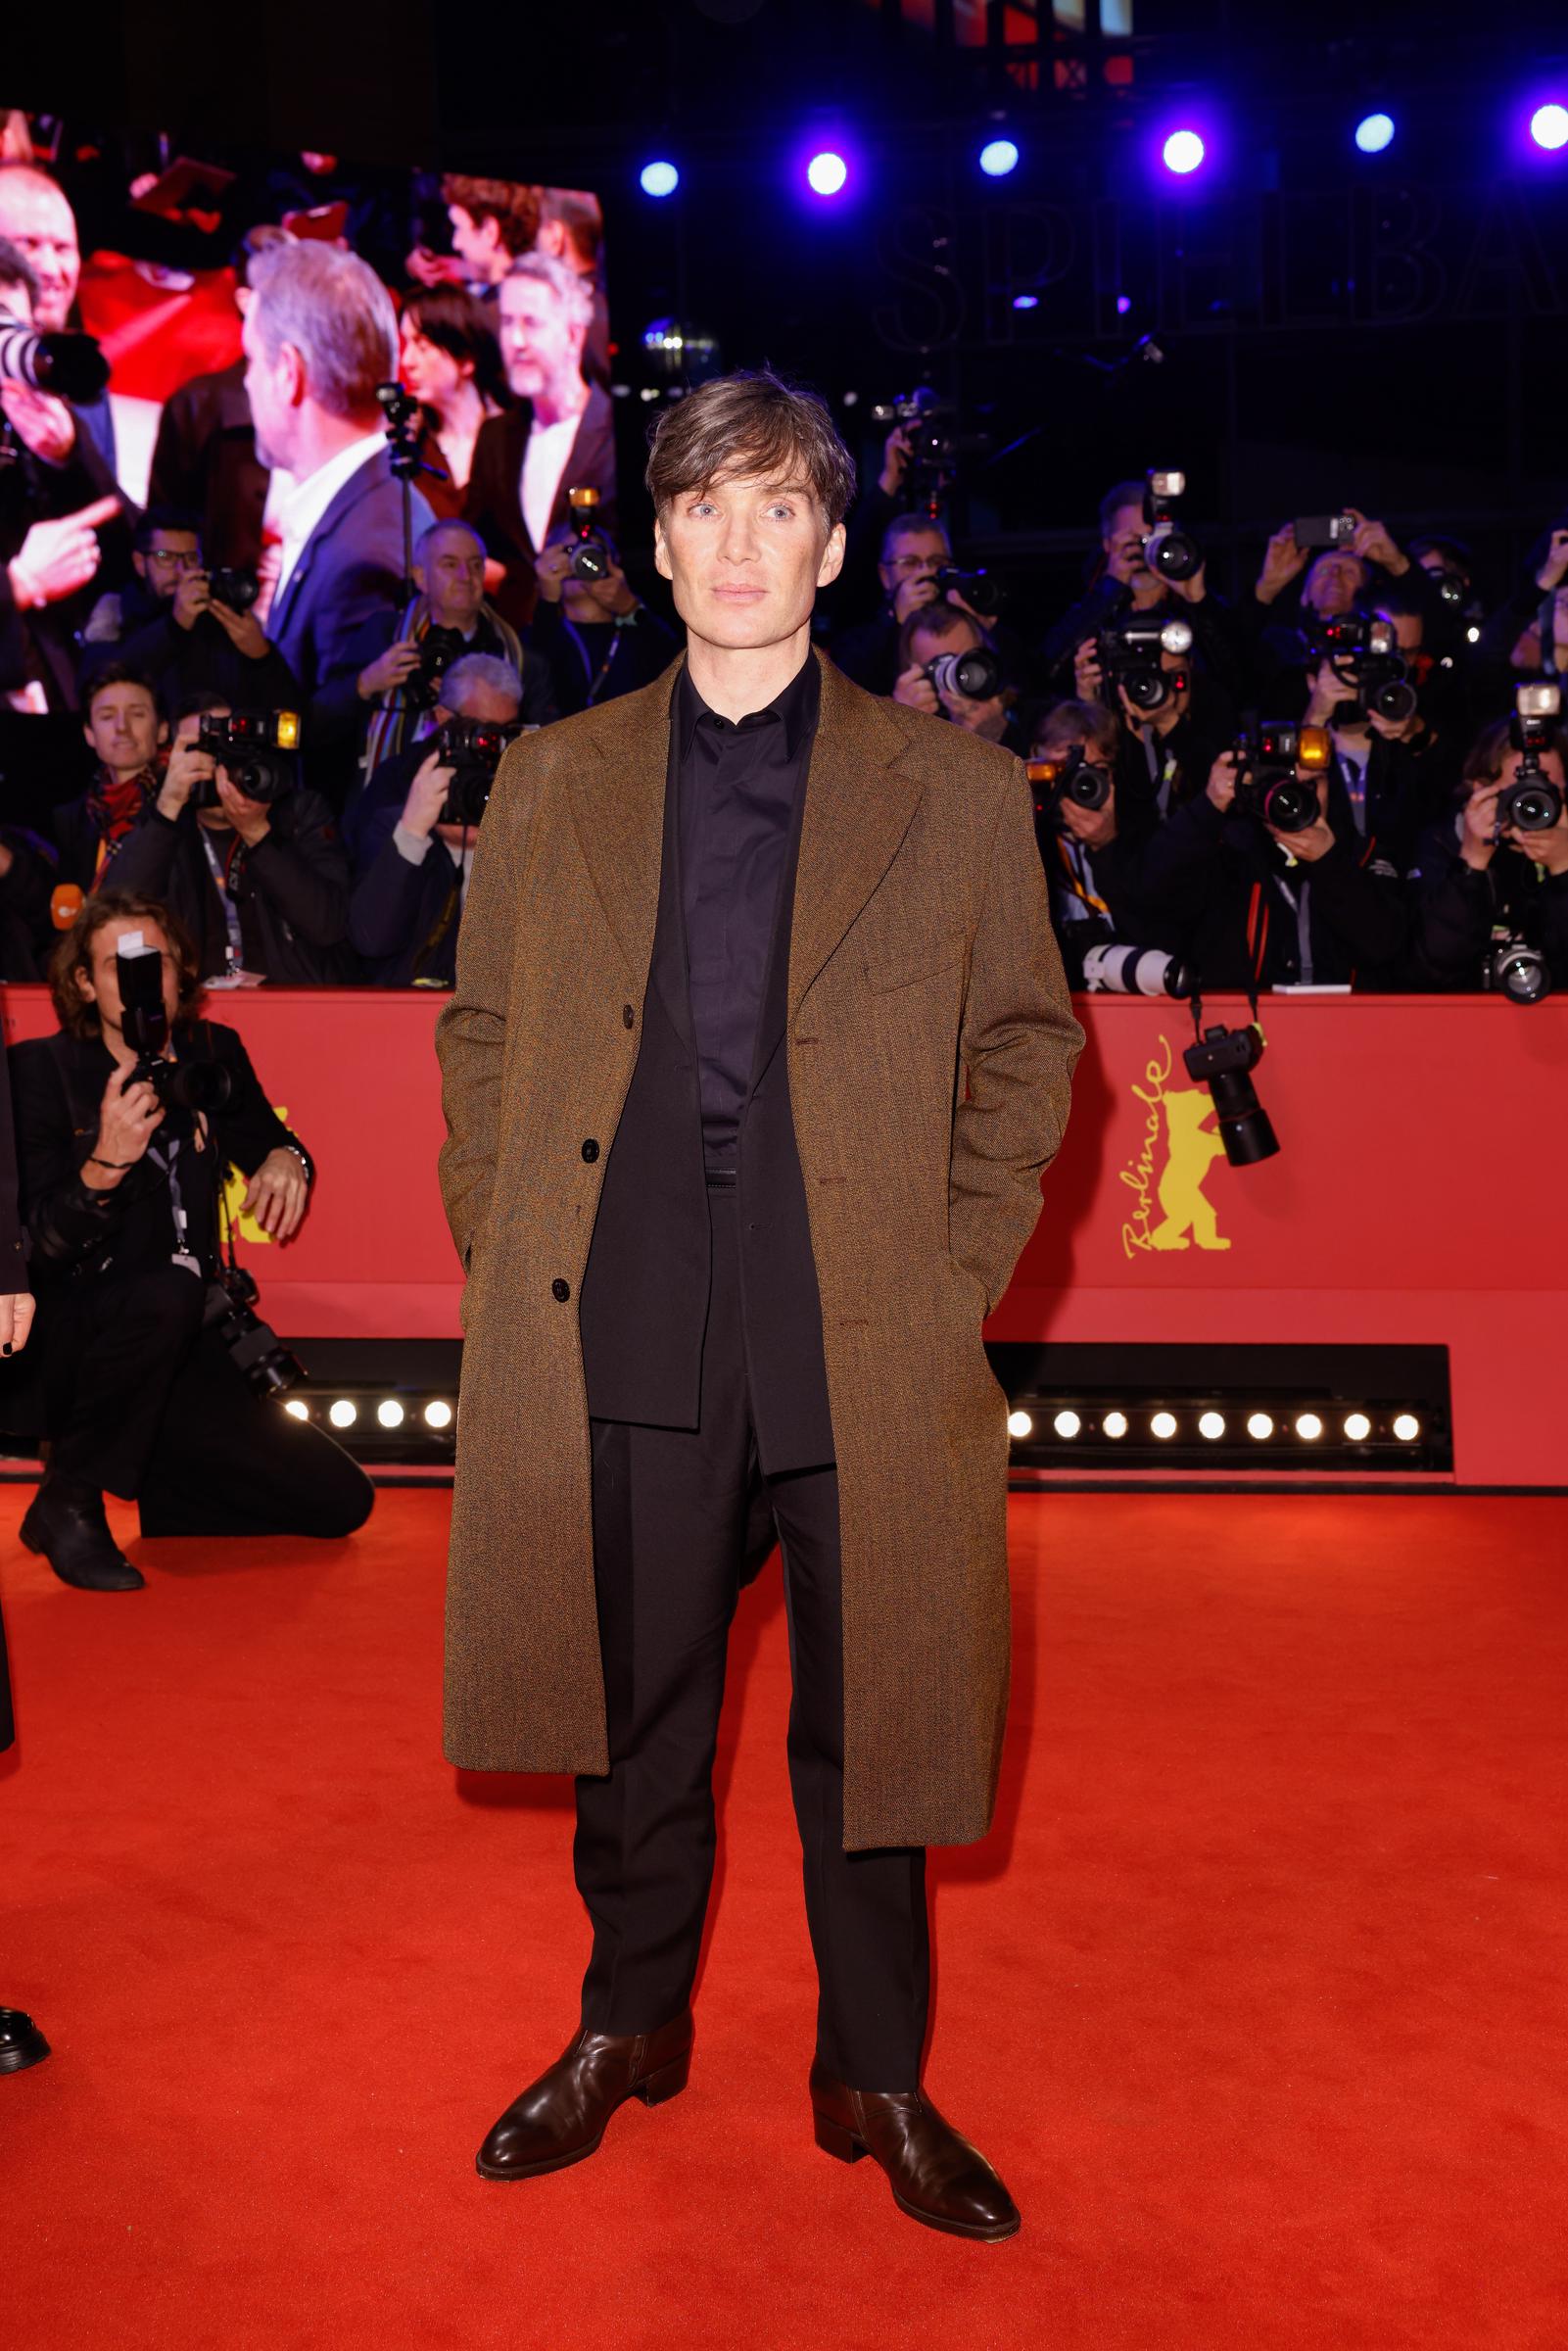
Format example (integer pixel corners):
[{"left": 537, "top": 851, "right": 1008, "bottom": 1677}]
[
  {"left": 891, "top": 602, "right": 1021, "bottom": 748},
  {"left": 1408, "top": 705, "right": 1568, "bottom": 996},
  {"left": 349, "top": 653, "right": 524, "bottom": 986},
  {"left": 79, "top": 507, "right": 299, "bottom": 711},
  {"left": 102, "top": 694, "right": 358, "bottom": 986},
  {"left": 1296, "top": 612, "right": 1452, "bottom": 874},
  {"left": 5, "top": 892, "right": 371, "bottom": 1589},
  {"left": 1028, "top": 698, "right": 1187, "bottom": 986},
  {"left": 529, "top": 516, "right": 677, "bottom": 715},
  {"left": 351, "top": 518, "right": 546, "bottom": 784},
  {"left": 1073, "top": 617, "right": 1234, "bottom": 820},
  {"left": 1041, "top": 475, "right": 1247, "bottom": 704},
  {"left": 1133, "top": 722, "right": 1412, "bottom": 990}
]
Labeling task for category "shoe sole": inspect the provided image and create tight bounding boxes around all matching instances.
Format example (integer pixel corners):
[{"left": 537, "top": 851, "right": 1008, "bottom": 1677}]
[{"left": 474, "top": 2050, "right": 690, "bottom": 2182}]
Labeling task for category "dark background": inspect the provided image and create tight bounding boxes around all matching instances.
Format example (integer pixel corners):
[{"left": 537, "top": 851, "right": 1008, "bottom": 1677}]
[{"left": 12, "top": 0, "right": 1568, "bottom": 633}]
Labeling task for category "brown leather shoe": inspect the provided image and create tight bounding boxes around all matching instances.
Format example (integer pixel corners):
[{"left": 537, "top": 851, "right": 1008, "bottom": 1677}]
[
  {"left": 810, "top": 2058, "right": 1021, "bottom": 2241},
  {"left": 476, "top": 2012, "right": 693, "bottom": 2182}
]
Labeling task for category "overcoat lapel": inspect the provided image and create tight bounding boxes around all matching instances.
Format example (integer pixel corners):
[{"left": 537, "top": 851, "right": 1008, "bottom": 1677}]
[
  {"left": 787, "top": 656, "right": 923, "bottom": 1022},
  {"left": 567, "top": 664, "right": 681, "bottom": 1010}
]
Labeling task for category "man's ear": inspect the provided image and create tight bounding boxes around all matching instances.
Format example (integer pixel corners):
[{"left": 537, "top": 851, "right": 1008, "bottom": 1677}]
[
  {"left": 412, "top": 563, "right": 427, "bottom": 596},
  {"left": 816, "top": 520, "right": 847, "bottom": 591},
  {"left": 131, "top": 552, "right": 147, "bottom": 582},
  {"left": 652, "top": 522, "right": 672, "bottom": 583},
  {"left": 157, "top": 720, "right": 169, "bottom": 747}
]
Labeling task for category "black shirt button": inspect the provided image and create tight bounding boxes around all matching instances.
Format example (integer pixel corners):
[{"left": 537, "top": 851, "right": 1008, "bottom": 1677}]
[
  {"left": 581, "top": 1139, "right": 599, "bottom": 1163},
  {"left": 551, "top": 1278, "right": 571, "bottom": 1302},
  {"left": 621, "top": 1004, "right": 635, "bottom": 1030}
]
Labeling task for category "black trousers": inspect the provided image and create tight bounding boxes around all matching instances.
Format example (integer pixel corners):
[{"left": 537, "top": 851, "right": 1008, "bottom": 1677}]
[
  {"left": 40, "top": 1264, "right": 374, "bottom": 1539},
  {"left": 574, "top": 1185, "right": 930, "bottom": 2089}
]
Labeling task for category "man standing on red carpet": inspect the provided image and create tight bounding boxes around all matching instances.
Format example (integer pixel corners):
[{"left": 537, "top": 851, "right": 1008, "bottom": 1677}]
[{"left": 436, "top": 371, "right": 1082, "bottom": 2239}]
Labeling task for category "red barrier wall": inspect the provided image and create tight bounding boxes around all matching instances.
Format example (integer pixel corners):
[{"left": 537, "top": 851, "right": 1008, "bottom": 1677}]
[{"left": 4, "top": 985, "right": 1563, "bottom": 1485}]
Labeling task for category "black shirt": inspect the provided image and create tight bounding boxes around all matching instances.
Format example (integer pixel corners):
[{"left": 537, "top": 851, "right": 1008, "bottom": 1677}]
[{"left": 674, "top": 653, "right": 820, "bottom": 1171}]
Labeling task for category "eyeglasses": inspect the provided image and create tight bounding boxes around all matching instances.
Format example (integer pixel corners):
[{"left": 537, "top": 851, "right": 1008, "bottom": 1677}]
[
  {"left": 144, "top": 547, "right": 204, "bottom": 571},
  {"left": 886, "top": 555, "right": 943, "bottom": 575}
]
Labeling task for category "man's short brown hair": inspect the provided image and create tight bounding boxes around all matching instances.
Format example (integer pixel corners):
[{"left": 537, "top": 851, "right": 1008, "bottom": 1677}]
[
  {"left": 1032, "top": 697, "right": 1120, "bottom": 766},
  {"left": 49, "top": 890, "right": 203, "bottom": 1040},
  {"left": 442, "top": 174, "right": 542, "bottom": 260},
  {"left": 645, "top": 370, "right": 856, "bottom": 529}
]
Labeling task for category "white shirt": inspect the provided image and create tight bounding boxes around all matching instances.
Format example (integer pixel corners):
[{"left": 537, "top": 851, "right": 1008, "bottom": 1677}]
[
  {"left": 519, "top": 409, "right": 584, "bottom": 555},
  {"left": 272, "top": 432, "right": 386, "bottom": 606}
]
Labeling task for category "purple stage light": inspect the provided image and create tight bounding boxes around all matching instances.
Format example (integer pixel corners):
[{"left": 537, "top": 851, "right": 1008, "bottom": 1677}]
[
  {"left": 806, "top": 151, "right": 849, "bottom": 198},
  {"left": 1530, "top": 103, "right": 1568, "bottom": 152},
  {"left": 1162, "top": 128, "right": 1206, "bottom": 177}
]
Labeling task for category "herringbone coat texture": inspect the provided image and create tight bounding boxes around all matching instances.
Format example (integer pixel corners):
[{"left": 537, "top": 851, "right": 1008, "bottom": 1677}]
[{"left": 435, "top": 651, "right": 1083, "bottom": 1848}]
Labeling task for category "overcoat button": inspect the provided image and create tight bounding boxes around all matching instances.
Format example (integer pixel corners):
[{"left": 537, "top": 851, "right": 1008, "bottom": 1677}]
[
  {"left": 622, "top": 1004, "right": 635, "bottom": 1029},
  {"left": 551, "top": 1278, "right": 571, "bottom": 1302},
  {"left": 581, "top": 1138, "right": 600, "bottom": 1163}
]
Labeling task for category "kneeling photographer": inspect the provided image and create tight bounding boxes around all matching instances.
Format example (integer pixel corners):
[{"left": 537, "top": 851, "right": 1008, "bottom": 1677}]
[
  {"left": 1135, "top": 721, "right": 1413, "bottom": 989},
  {"left": 349, "top": 652, "right": 525, "bottom": 986},
  {"left": 102, "top": 694, "right": 359, "bottom": 985},
  {"left": 1408, "top": 695, "right": 1568, "bottom": 999},
  {"left": 6, "top": 893, "right": 372, "bottom": 1590},
  {"left": 891, "top": 603, "right": 1023, "bottom": 749}
]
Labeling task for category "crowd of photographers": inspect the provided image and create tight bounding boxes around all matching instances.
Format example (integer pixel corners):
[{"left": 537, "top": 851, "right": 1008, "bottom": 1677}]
[{"left": 2, "top": 146, "right": 1567, "bottom": 1007}]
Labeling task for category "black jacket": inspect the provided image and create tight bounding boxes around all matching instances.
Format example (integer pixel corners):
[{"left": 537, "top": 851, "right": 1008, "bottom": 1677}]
[
  {"left": 146, "top": 360, "right": 268, "bottom": 573},
  {"left": 349, "top": 828, "right": 464, "bottom": 989},
  {"left": 0, "top": 414, "right": 130, "bottom": 712},
  {"left": 101, "top": 793, "right": 360, "bottom": 986},
  {"left": 528, "top": 598, "right": 677, "bottom": 715},
  {"left": 0, "top": 826, "right": 59, "bottom": 981},
  {"left": 462, "top": 388, "right": 618, "bottom": 631},
  {"left": 78, "top": 576, "right": 300, "bottom": 711},
  {"left": 1408, "top": 816, "right": 1568, "bottom": 990},
  {"left": 7, "top": 1022, "right": 309, "bottom": 1291}
]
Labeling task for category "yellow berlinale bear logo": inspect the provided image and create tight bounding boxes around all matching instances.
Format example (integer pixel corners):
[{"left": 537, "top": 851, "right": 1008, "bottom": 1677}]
[
  {"left": 218, "top": 1107, "right": 289, "bottom": 1248},
  {"left": 1119, "top": 1045, "right": 1231, "bottom": 1257}
]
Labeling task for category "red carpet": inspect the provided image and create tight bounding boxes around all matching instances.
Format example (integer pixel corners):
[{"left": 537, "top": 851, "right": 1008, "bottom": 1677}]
[{"left": 1, "top": 1486, "right": 1563, "bottom": 2350}]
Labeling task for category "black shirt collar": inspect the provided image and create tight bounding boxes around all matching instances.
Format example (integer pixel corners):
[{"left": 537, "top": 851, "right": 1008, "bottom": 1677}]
[{"left": 675, "top": 648, "right": 821, "bottom": 763}]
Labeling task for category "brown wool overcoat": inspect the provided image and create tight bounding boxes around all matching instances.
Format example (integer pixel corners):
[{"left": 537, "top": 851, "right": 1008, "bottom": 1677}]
[{"left": 435, "top": 651, "right": 1084, "bottom": 1849}]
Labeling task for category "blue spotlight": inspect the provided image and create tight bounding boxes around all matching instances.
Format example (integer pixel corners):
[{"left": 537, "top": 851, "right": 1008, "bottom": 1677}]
[
  {"left": 640, "top": 160, "right": 680, "bottom": 199},
  {"left": 1354, "top": 112, "right": 1396, "bottom": 155},
  {"left": 1012, "top": 293, "right": 1039, "bottom": 311},
  {"left": 1162, "top": 128, "right": 1206, "bottom": 177},
  {"left": 806, "top": 150, "right": 849, "bottom": 198},
  {"left": 1531, "top": 103, "right": 1568, "bottom": 152},
  {"left": 979, "top": 138, "right": 1021, "bottom": 179}
]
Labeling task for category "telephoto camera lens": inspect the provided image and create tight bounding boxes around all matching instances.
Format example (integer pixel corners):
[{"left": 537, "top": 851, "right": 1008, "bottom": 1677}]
[
  {"left": 1497, "top": 776, "right": 1565, "bottom": 833},
  {"left": 1078, "top": 943, "right": 1192, "bottom": 998},
  {"left": 0, "top": 311, "right": 111, "bottom": 401},
  {"left": 927, "top": 647, "right": 1002, "bottom": 702},
  {"left": 1182, "top": 1025, "right": 1281, "bottom": 1166},
  {"left": 1489, "top": 939, "right": 1552, "bottom": 1004}
]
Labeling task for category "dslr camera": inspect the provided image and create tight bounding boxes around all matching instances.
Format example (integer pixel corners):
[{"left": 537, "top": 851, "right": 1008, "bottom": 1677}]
[
  {"left": 926, "top": 645, "right": 1003, "bottom": 705},
  {"left": 563, "top": 485, "right": 612, "bottom": 583},
  {"left": 202, "top": 1263, "right": 304, "bottom": 1398},
  {"left": 194, "top": 710, "right": 302, "bottom": 807},
  {"left": 1098, "top": 614, "right": 1192, "bottom": 713},
  {"left": 1027, "top": 746, "right": 1112, "bottom": 817},
  {"left": 931, "top": 562, "right": 1005, "bottom": 618},
  {"left": 870, "top": 386, "right": 990, "bottom": 505},
  {"left": 0, "top": 305, "right": 110, "bottom": 401},
  {"left": 115, "top": 933, "right": 233, "bottom": 1114},
  {"left": 1230, "top": 719, "right": 1331, "bottom": 835},
  {"left": 1500, "top": 682, "right": 1565, "bottom": 833},
  {"left": 1142, "top": 469, "right": 1203, "bottom": 584},
  {"left": 1182, "top": 1025, "right": 1280, "bottom": 1167},
  {"left": 1313, "top": 613, "right": 1418, "bottom": 724},
  {"left": 437, "top": 715, "right": 527, "bottom": 828},
  {"left": 207, "top": 565, "right": 260, "bottom": 614},
  {"left": 408, "top": 624, "right": 469, "bottom": 710}
]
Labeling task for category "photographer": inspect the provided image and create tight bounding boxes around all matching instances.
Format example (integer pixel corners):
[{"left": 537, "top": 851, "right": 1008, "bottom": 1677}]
[
  {"left": 1030, "top": 698, "right": 1181, "bottom": 977},
  {"left": 1248, "top": 508, "right": 1451, "bottom": 694},
  {"left": 892, "top": 602, "right": 1022, "bottom": 749},
  {"left": 103, "top": 694, "right": 359, "bottom": 986},
  {"left": 1296, "top": 620, "right": 1452, "bottom": 874},
  {"left": 1408, "top": 715, "right": 1568, "bottom": 992},
  {"left": 351, "top": 518, "right": 545, "bottom": 784},
  {"left": 1134, "top": 732, "right": 1412, "bottom": 990},
  {"left": 7, "top": 892, "right": 371, "bottom": 1589},
  {"left": 79, "top": 507, "right": 299, "bottom": 710},
  {"left": 1073, "top": 625, "right": 1234, "bottom": 820},
  {"left": 349, "top": 653, "right": 522, "bottom": 986},
  {"left": 529, "top": 519, "right": 676, "bottom": 715},
  {"left": 1, "top": 235, "right": 124, "bottom": 715},
  {"left": 831, "top": 510, "right": 954, "bottom": 695},
  {"left": 0, "top": 165, "right": 116, "bottom": 477},
  {"left": 1042, "top": 475, "right": 1249, "bottom": 706}
]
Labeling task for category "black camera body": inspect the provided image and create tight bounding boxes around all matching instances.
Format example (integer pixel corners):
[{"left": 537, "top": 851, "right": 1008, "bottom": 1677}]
[
  {"left": 1098, "top": 614, "right": 1192, "bottom": 713},
  {"left": 1231, "top": 719, "right": 1331, "bottom": 835},
  {"left": 564, "top": 485, "right": 612, "bottom": 582},
  {"left": 870, "top": 387, "right": 990, "bottom": 505},
  {"left": 195, "top": 710, "right": 302, "bottom": 806},
  {"left": 1313, "top": 613, "right": 1418, "bottom": 724},
  {"left": 930, "top": 563, "right": 1005, "bottom": 618},
  {"left": 116, "top": 935, "right": 234, "bottom": 1113},
  {"left": 437, "top": 715, "right": 526, "bottom": 828},
  {"left": 207, "top": 564, "right": 260, "bottom": 614},
  {"left": 407, "top": 624, "right": 469, "bottom": 710},
  {"left": 1501, "top": 682, "right": 1565, "bottom": 833},
  {"left": 1027, "top": 747, "right": 1112, "bottom": 816},
  {"left": 1142, "top": 468, "right": 1202, "bottom": 584},
  {"left": 1182, "top": 1023, "right": 1280, "bottom": 1166}
]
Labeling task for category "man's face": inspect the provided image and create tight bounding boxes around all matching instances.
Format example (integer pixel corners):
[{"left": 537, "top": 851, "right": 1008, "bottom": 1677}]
[
  {"left": 84, "top": 684, "right": 161, "bottom": 776},
  {"left": 448, "top": 683, "right": 522, "bottom": 726},
  {"left": 1103, "top": 501, "right": 1148, "bottom": 587},
  {"left": 879, "top": 526, "right": 949, "bottom": 624},
  {"left": 133, "top": 530, "right": 203, "bottom": 602},
  {"left": 240, "top": 303, "right": 300, "bottom": 476},
  {"left": 0, "top": 174, "right": 79, "bottom": 332},
  {"left": 911, "top": 614, "right": 983, "bottom": 672},
  {"left": 498, "top": 274, "right": 583, "bottom": 403},
  {"left": 654, "top": 473, "right": 844, "bottom": 654},
  {"left": 1373, "top": 605, "right": 1424, "bottom": 654},
  {"left": 1496, "top": 744, "right": 1567, "bottom": 794},
  {"left": 448, "top": 205, "right": 500, "bottom": 278},
  {"left": 415, "top": 529, "right": 486, "bottom": 626},
  {"left": 1304, "top": 552, "right": 1369, "bottom": 618},
  {"left": 80, "top": 918, "right": 180, "bottom": 1039}
]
